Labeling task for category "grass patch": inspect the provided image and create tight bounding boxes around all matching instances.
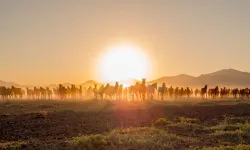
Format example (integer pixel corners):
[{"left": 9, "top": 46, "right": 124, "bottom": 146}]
[
  {"left": 0, "top": 141, "right": 28, "bottom": 149},
  {"left": 71, "top": 127, "right": 193, "bottom": 150},
  {"left": 179, "top": 117, "right": 200, "bottom": 124},
  {"left": 208, "top": 124, "right": 243, "bottom": 132},
  {"left": 241, "top": 123, "right": 250, "bottom": 136},
  {"left": 225, "top": 116, "right": 247, "bottom": 125},
  {"left": 154, "top": 118, "right": 173, "bottom": 127},
  {"left": 72, "top": 134, "right": 108, "bottom": 150},
  {"left": 202, "top": 144, "right": 250, "bottom": 150},
  {"left": 167, "top": 122, "right": 204, "bottom": 136},
  {"left": 210, "top": 130, "right": 244, "bottom": 144}
]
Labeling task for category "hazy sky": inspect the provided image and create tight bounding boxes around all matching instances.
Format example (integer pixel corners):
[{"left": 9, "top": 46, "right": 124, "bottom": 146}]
[{"left": 1, "top": 0, "right": 250, "bottom": 85}]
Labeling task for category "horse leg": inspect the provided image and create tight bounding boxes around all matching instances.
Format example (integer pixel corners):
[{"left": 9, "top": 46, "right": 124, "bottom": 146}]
[{"left": 145, "top": 93, "right": 146, "bottom": 101}]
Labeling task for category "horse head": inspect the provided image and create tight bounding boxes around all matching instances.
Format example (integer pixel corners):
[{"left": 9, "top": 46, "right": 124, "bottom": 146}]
[
  {"left": 106, "top": 83, "right": 110, "bottom": 87},
  {"left": 142, "top": 78, "right": 146, "bottom": 84}
]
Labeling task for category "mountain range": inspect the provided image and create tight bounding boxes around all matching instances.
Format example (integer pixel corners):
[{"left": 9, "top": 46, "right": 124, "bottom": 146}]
[
  {"left": 1, "top": 69, "right": 250, "bottom": 88},
  {"left": 148, "top": 69, "right": 250, "bottom": 88}
]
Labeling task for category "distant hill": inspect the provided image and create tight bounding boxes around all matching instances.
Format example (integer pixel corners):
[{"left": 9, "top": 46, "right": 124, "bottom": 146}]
[
  {"left": 196, "top": 69, "right": 250, "bottom": 88},
  {"left": 148, "top": 69, "right": 250, "bottom": 88},
  {"left": 0, "top": 80, "right": 20, "bottom": 87},
  {"left": 1, "top": 69, "right": 250, "bottom": 88},
  {"left": 148, "top": 74, "right": 195, "bottom": 87},
  {"left": 47, "top": 81, "right": 101, "bottom": 88},
  {"left": 80, "top": 80, "right": 101, "bottom": 88}
]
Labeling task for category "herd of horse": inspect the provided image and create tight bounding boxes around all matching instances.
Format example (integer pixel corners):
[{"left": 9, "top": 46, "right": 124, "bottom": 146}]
[{"left": 0, "top": 78, "right": 250, "bottom": 101}]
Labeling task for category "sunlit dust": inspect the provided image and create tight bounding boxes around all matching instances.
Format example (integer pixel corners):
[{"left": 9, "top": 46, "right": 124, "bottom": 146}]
[{"left": 99, "top": 44, "right": 149, "bottom": 85}]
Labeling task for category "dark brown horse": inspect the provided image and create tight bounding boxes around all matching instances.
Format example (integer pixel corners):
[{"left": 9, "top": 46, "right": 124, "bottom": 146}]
[
  {"left": 201, "top": 85, "right": 208, "bottom": 99},
  {"left": 210, "top": 86, "right": 219, "bottom": 99},
  {"left": 11, "top": 86, "right": 23, "bottom": 99}
]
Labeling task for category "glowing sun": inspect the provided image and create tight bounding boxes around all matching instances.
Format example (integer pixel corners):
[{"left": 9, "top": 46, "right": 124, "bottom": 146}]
[{"left": 99, "top": 44, "right": 149, "bottom": 83}]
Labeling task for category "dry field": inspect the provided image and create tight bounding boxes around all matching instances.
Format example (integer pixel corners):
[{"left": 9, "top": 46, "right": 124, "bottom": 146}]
[{"left": 1, "top": 99, "right": 250, "bottom": 149}]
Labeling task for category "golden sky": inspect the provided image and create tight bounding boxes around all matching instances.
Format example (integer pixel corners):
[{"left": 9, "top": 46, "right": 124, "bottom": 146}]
[{"left": 0, "top": 1, "right": 250, "bottom": 85}]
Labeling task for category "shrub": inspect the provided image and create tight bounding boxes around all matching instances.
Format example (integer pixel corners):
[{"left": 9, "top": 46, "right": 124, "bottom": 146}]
[
  {"left": 107, "top": 127, "right": 187, "bottom": 150},
  {"left": 72, "top": 134, "right": 108, "bottom": 150},
  {"left": 202, "top": 144, "right": 250, "bottom": 150},
  {"left": 210, "top": 130, "right": 244, "bottom": 144},
  {"left": 208, "top": 124, "right": 243, "bottom": 132},
  {"left": 225, "top": 117, "right": 247, "bottom": 125},
  {"left": 167, "top": 122, "right": 203, "bottom": 136},
  {"left": 71, "top": 127, "right": 190, "bottom": 150},
  {"left": 155, "top": 118, "right": 173, "bottom": 127},
  {"left": 0, "top": 141, "right": 28, "bottom": 149},
  {"left": 179, "top": 117, "right": 200, "bottom": 124},
  {"left": 241, "top": 123, "right": 250, "bottom": 137}
]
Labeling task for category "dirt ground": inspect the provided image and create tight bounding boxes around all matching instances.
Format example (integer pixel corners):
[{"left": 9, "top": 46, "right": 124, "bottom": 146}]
[{"left": 1, "top": 99, "right": 250, "bottom": 149}]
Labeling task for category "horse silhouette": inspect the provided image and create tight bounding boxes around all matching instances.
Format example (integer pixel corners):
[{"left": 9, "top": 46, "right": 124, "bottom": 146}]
[
  {"left": 135, "top": 78, "right": 147, "bottom": 101},
  {"left": 147, "top": 83, "right": 157, "bottom": 100},
  {"left": 201, "top": 85, "right": 208, "bottom": 99},
  {"left": 158, "top": 83, "right": 166, "bottom": 100}
]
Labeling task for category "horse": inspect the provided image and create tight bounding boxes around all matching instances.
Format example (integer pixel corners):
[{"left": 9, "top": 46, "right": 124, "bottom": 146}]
[
  {"left": 0, "top": 86, "right": 12, "bottom": 99},
  {"left": 118, "top": 84, "right": 123, "bottom": 100},
  {"left": 98, "top": 85, "right": 106, "bottom": 100},
  {"left": 93, "top": 84, "right": 99, "bottom": 99},
  {"left": 135, "top": 78, "right": 147, "bottom": 101},
  {"left": 58, "top": 84, "right": 67, "bottom": 100},
  {"left": 179, "top": 87, "right": 184, "bottom": 98},
  {"left": 70, "top": 84, "right": 77, "bottom": 98},
  {"left": 201, "top": 85, "right": 208, "bottom": 99},
  {"left": 26, "top": 88, "right": 34, "bottom": 99},
  {"left": 34, "top": 87, "right": 41, "bottom": 99},
  {"left": 103, "top": 83, "right": 114, "bottom": 100},
  {"left": 185, "top": 87, "right": 191, "bottom": 99},
  {"left": 168, "top": 86, "right": 174, "bottom": 98},
  {"left": 231, "top": 88, "right": 239, "bottom": 98},
  {"left": 46, "top": 87, "right": 53, "bottom": 99},
  {"left": 87, "top": 86, "right": 93, "bottom": 97},
  {"left": 40, "top": 87, "right": 47, "bottom": 99},
  {"left": 158, "top": 83, "right": 166, "bottom": 100},
  {"left": 104, "top": 82, "right": 119, "bottom": 100},
  {"left": 129, "top": 84, "right": 137, "bottom": 101},
  {"left": 78, "top": 86, "right": 83, "bottom": 98},
  {"left": 53, "top": 88, "right": 59, "bottom": 99},
  {"left": 174, "top": 87, "right": 179, "bottom": 99},
  {"left": 113, "top": 82, "right": 120, "bottom": 100},
  {"left": 147, "top": 83, "right": 157, "bottom": 100},
  {"left": 210, "top": 86, "right": 219, "bottom": 99},
  {"left": 11, "top": 86, "right": 23, "bottom": 99},
  {"left": 239, "top": 88, "right": 250, "bottom": 99},
  {"left": 123, "top": 87, "right": 128, "bottom": 100}
]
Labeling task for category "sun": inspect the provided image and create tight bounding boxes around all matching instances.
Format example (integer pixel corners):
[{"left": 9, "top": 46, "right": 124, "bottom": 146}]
[{"left": 99, "top": 44, "right": 149, "bottom": 84}]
